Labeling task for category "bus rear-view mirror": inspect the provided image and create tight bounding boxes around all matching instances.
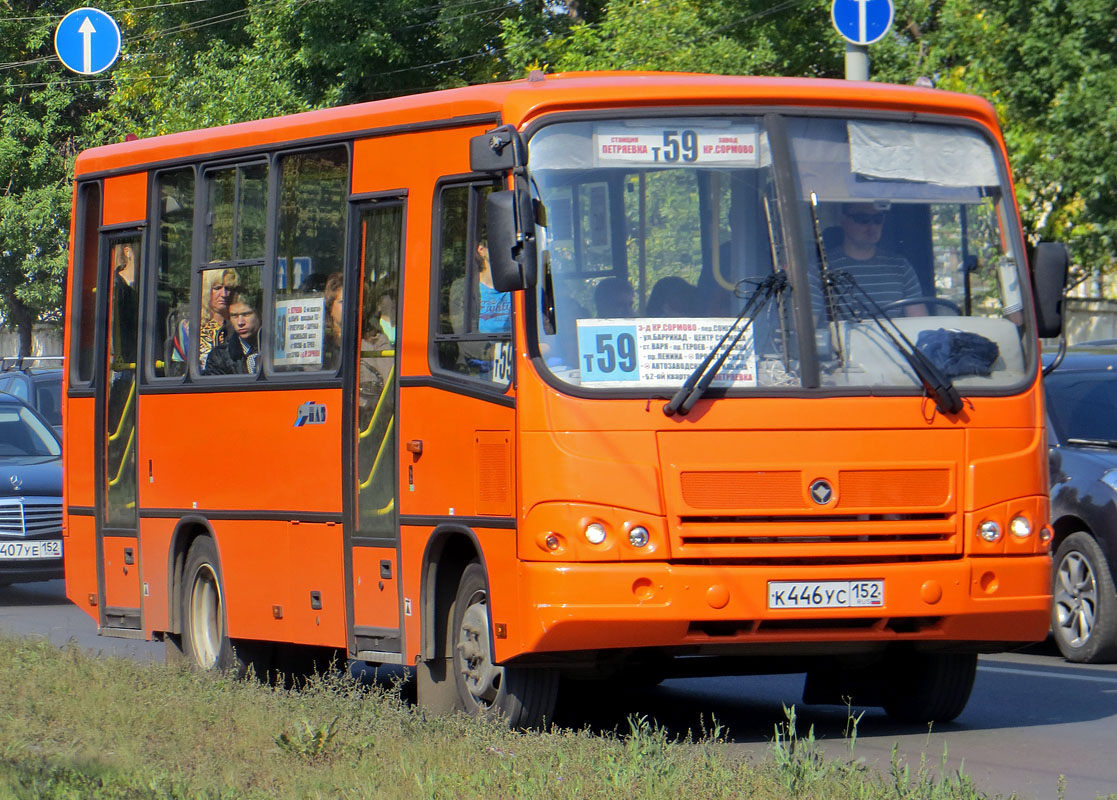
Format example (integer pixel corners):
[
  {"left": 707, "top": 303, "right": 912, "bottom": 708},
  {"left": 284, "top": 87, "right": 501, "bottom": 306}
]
[
  {"left": 486, "top": 189, "right": 537, "bottom": 292},
  {"left": 1032, "top": 242, "right": 1069, "bottom": 339}
]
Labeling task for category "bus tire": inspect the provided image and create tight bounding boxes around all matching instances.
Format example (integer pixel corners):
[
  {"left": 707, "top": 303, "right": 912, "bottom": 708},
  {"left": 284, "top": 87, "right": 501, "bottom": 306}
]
[
  {"left": 180, "top": 536, "right": 270, "bottom": 679},
  {"left": 450, "top": 562, "right": 558, "bottom": 729},
  {"left": 1051, "top": 531, "right": 1117, "bottom": 663},
  {"left": 881, "top": 651, "right": 977, "bottom": 723}
]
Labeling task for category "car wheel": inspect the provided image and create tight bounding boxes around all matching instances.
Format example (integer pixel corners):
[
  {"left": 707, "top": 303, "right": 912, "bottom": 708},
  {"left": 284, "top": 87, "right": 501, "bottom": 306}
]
[{"left": 1052, "top": 531, "right": 1117, "bottom": 663}]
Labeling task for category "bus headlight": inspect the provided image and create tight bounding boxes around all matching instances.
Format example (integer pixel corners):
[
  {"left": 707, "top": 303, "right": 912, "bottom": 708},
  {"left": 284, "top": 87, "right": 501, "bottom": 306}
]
[
  {"left": 1009, "top": 515, "right": 1032, "bottom": 539},
  {"left": 584, "top": 522, "right": 607, "bottom": 545},
  {"left": 978, "top": 521, "right": 1002, "bottom": 543},
  {"left": 628, "top": 526, "right": 650, "bottom": 548}
]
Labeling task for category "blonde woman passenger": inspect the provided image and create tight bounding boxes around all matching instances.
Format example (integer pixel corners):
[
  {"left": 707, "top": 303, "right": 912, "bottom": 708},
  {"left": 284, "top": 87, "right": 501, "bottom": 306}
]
[{"left": 190, "top": 267, "right": 239, "bottom": 371}]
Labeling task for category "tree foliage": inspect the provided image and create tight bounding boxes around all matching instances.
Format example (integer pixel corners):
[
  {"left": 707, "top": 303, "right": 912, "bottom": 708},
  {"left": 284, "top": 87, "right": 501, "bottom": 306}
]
[
  {"left": 1, "top": 0, "right": 1114, "bottom": 353},
  {"left": 0, "top": 1, "right": 105, "bottom": 353},
  {"left": 867, "top": 0, "right": 1117, "bottom": 287}
]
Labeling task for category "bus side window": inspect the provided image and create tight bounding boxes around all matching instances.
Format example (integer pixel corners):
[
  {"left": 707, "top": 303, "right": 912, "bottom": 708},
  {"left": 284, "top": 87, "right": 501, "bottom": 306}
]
[
  {"left": 71, "top": 182, "right": 101, "bottom": 386},
  {"left": 433, "top": 181, "right": 512, "bottom": 385},
  {"left": 152, "top": 168, "right": 194, "bottom": 379},
  {"left": 196, "top": 161, "right": 267, "bottom": 376},
  {"left": 271, "top": 145, "right": 349, "bottom": 374}
]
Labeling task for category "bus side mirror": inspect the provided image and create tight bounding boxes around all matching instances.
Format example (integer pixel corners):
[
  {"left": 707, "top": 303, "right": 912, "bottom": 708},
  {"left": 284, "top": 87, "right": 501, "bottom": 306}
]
[
  {"left": 1032, "top": 242, "right": 1069, "bottom": 339},
  {"left": 486, "top": 188, "right": 537, "bottom": 292},
  {"left": 470, "top": 125, "right": 521, "bottom": 172}
]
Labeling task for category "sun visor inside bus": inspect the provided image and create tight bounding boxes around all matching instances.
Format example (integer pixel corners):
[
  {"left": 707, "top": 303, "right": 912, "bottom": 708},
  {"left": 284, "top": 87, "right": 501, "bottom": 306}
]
[{"left": 792, "top": 119, "right": 1001, "bottom": 204}]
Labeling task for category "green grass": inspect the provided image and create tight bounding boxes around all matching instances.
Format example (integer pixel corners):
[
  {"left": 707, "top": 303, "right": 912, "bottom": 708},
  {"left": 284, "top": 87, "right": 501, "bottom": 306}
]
[{"left": 0, "top": 635, "right": 1072, "bottom": 799}]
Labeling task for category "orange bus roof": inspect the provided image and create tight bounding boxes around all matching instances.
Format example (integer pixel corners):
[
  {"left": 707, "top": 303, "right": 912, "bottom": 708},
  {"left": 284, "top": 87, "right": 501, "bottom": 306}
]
[{"left": 74, "top": 71, "right": 1000, "bottom": 177}]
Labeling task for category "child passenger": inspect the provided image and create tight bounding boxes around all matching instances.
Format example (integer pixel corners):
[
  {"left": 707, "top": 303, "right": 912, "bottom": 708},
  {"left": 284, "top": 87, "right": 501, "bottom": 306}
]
[{"left": 203, "top": 291, "right": 260, "bottom": 375}]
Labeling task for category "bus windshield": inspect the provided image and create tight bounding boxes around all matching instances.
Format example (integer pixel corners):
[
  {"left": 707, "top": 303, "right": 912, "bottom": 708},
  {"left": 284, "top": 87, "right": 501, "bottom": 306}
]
[{"left": 529, "top": 115, "right": 1032, "bottom": 396}]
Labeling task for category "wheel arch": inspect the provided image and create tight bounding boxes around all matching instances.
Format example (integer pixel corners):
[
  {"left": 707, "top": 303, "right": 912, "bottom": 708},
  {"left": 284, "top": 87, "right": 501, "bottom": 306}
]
[
  {"left": 419, "top": 524, "right": 487, "bottom": 661},
  {"left": 166, "top": 515, "right": 220, "bottom": 637},
  {"left": 1050, "top": 513, "right": 1091, "bottom": 555},
  {"left": 1051, "top": 509, "right": 1117, "bottom": 578}
]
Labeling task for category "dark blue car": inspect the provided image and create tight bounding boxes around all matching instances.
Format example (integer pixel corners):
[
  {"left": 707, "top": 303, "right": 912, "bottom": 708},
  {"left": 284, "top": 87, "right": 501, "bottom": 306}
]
[
  {"left": 1045, "top": 343, "right": 1117, "bottom": 662},
  {"left": 0, "top": 357, "right": 63, "bottom": 437},
  {"left": 0, "top": 393, "right": 63, "bottom": 585}
]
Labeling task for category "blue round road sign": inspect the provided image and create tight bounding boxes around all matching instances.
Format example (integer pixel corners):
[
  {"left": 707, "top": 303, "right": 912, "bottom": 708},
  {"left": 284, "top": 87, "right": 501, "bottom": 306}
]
[
  {"left": 55, "top": 7, "right": 122, "bottom": 75},
  {"left": 831, "top": 0, "right": 893, "bottom": 46}
]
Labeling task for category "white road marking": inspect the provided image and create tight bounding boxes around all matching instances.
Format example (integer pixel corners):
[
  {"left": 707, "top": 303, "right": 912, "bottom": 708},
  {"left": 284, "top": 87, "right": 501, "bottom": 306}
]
[{"left": 979, "top": 664, "right": 1117, "bottom": 684}]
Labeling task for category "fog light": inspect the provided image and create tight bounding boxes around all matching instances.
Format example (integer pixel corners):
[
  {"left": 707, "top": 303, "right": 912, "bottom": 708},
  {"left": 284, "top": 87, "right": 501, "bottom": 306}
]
[
  {"left": 1040, "top": 525, "right": 1053, "bottom": 543},
  {"left": 585, "top": 522, "right": 607, "bottom": 545},
  {"left": 628, "top": 526, "right": 650, "bottom": 548},
  {"left": 544, "top": 533, "right": 560, "bottom": 551},
  {"left": 1009, "top": 516, "right": 1032, "bottom": 539},
  {"left": 978, "top": 521, "right": 1002, "bottom": 543}
]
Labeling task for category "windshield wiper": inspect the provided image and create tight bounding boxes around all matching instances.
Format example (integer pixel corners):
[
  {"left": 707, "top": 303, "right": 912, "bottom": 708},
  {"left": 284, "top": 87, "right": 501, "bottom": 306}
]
[
  {"left": 825, "top": 270, "right": 963, "bottom": 415},
  {"left": 1066, "top": 437, "right": 1117, "bottom": 448},
  {"left": 806, "top": 193, "right": 961, "bottom": 416},
  {"left": 663, "top": 271, "right": 787, "bottom": 417}
]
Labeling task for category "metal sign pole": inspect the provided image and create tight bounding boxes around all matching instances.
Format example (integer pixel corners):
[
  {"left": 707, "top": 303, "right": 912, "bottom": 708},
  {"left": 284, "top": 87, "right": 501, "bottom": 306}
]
[{"left": 845, "top": 42, "right": 869, "bottom": 81}]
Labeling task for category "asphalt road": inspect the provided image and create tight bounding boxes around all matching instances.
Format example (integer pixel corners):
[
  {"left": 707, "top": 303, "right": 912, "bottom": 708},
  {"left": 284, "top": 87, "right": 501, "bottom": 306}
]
[{"left": 2, "top": 579, "right": 1116, "bottom": 800}]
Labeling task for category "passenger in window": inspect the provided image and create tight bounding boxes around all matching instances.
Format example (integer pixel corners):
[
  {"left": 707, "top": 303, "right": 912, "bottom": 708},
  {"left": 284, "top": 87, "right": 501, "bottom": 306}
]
[
  {"left": 111, "top": 242, "right": 139, "bottom": 362},
  {"left": 323, "top": 272, "right": 344, "bottom": 369},
  {"left": 203, "top": 290, "right": 260, "bottom": 375},
  {"left": 476, "top": 242, "right": 511, "bottom": 334},
  {"left": 194, "top": 268, "right": 240, "bottom": 370},
  {"left": 828, "top": 202, "right": 926, "bottom": 316},
  {"left": 594, "top": 276, "right": 635, "bottom": 318},
  {"left": 646, "top": 276, "right": 700, "bottom": 317}
]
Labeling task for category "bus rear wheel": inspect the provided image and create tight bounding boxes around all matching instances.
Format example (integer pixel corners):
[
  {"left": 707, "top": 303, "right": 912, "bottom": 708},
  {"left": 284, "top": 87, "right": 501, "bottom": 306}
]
[
  {"left": 450, "top": 562, "right": 558, "bottom": 729},
  {"left": 180, "top": 537, "right": 270, "bottom": 679}
]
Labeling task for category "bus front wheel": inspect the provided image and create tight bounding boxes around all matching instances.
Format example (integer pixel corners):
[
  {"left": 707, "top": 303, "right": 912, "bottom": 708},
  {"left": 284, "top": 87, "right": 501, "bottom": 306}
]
[
  {"left": 180, "top": 536, "right": 270, "bottom": 679},
  {"left": 449, "top": 562, "right": 558, "bottom": 729},
  {"left": 881, "top": 651, "right": 977, "bottom": 723}
]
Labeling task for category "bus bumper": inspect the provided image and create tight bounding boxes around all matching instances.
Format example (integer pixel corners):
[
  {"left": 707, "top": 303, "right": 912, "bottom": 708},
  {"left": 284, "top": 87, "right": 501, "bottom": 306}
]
[{"left": 506, "top": 556, "right": 1051, "bottom": 660}]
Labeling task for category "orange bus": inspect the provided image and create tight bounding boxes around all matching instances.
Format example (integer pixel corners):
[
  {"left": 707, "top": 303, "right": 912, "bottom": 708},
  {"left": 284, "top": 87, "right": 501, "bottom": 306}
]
[{"left": 64, "top": 72, "right": 1068, "bottom": 727}]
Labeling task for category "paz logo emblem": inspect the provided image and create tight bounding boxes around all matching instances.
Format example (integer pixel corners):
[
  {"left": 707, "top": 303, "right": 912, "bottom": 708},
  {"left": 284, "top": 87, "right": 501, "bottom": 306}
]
[
  {"left": 9, "top": 474, "right": 22, "bottom": 492},
  {"left": 809, "top": 478, "right": 833, "bottom": 505}
]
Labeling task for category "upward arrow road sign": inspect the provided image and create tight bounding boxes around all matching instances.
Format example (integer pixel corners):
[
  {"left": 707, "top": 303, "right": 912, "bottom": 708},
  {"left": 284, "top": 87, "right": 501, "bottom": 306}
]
[
  {"left": 55, "top": 7, "right": 121, "bottom": 75},
  {"left": 831, "top": 0, "right": 893, "bottom": 46}
]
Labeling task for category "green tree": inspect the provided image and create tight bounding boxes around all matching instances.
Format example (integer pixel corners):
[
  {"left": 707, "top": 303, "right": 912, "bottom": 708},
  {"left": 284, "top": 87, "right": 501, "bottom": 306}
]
[
  {"left": 870, "top": 0, "right": 1117, "bottom": 290},
  {"left": 0, "top": 1, "right": 108, "bottom": 356},
  {"left": 502, "top": 0, "right": 841, "bottom": 78}
]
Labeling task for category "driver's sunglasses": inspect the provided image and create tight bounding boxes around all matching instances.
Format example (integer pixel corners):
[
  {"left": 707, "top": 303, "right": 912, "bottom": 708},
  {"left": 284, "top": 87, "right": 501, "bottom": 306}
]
[{"left": 845, "top": 211, "right": 886, "bottom": 225}]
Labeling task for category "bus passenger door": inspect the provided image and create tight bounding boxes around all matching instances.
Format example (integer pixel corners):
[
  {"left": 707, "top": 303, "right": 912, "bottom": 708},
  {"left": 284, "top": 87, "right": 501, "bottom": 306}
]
[
  {"left": 96, "top": 232, "right": 144, "bottom": 631},
  {"left": 347, "top": 199, "right": 404, "bottom": 661}
]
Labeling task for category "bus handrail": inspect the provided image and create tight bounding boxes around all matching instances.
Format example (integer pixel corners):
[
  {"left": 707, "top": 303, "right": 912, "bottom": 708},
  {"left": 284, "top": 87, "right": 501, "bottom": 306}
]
[
  {"left": 359, "top": 416, "right": 395, "bottom": 491},
  {"left": 107, "top": 423, "right": 136, "bottom": 488},
  {"left": 359, "top": 362, "right": 395, "bottom": 441},
  {"left": 107, "top": 379, "right": 137, "bottom": 443}
]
